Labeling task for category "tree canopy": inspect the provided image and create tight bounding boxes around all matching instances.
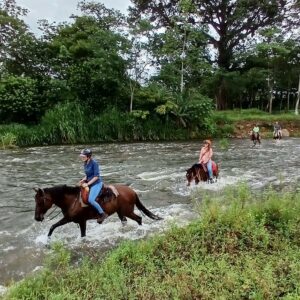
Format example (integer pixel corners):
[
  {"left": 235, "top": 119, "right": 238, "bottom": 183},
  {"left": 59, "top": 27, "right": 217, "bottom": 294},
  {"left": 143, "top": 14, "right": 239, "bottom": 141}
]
[{"left": 0, "top": 0, "right": 299, "bottom": 126}]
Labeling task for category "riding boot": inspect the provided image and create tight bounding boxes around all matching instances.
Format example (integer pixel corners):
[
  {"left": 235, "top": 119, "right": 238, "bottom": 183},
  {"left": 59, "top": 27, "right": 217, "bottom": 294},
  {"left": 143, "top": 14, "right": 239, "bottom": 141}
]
[{"left": 97, "top": 212, "right": 108, "bottom": 224}]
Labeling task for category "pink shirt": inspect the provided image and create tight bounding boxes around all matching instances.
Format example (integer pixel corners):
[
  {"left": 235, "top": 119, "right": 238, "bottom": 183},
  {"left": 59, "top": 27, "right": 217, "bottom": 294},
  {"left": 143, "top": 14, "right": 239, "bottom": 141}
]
[{"left": 199, "top": 147, "right": 213, "bottom": 164}]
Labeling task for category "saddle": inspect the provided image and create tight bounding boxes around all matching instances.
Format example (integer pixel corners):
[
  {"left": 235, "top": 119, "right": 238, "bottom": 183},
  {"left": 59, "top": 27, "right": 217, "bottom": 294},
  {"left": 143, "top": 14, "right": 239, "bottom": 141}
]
[
  {"left": 80, "top": 185, "right": 119, "bottom": 206},
  {"left": 199, "top": 161, "right": 217, "bottom": 174}
]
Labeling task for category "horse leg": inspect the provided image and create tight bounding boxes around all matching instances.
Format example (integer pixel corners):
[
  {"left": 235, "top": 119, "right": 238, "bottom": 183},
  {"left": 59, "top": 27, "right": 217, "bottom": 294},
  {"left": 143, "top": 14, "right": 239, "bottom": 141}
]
[
  {"left": 195, "top": 169, "right": 201, "bottom": 184},
  {"left": 126, "top": 211, "right": 142, "bottom": 225},
  {"left": 117, "top": 212, "right": 127, "bottom": 226},
  {"left": 78, "top": 220, "right": 87, "bottom": 237},
  {"left": 48, "top": 217, "right": 70, "bottom": 237}
]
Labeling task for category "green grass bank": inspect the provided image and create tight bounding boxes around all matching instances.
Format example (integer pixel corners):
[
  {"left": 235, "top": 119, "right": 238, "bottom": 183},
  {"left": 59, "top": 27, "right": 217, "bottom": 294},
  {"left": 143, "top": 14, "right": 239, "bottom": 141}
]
[
  {"left": 4, "top": 184, "right": 300, "bottom": 300},
  {"left": 1, "top": 107, "right": 300, "bottom": 149},
  {"left": 213, "top": 109, "right": 300, "bottom": 138}
]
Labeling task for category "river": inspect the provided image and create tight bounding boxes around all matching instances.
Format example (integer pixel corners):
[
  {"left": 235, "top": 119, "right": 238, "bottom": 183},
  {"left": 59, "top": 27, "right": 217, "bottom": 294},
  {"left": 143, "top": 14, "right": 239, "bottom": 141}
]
[{"left": 0, "top": 138, "right": 300, "bottom": 289}]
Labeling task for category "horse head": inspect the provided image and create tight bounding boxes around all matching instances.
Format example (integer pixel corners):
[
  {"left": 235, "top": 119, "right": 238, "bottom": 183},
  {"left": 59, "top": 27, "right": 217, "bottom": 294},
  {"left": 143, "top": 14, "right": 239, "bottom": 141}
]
[
  {"left": 186, "top": 164, "right": 203, "bottom": 186},
  {"left": 33, "top": 188, "right": 54, "bottom": 222},
  {"left": 186, "top": 167, "right": 194, "bottom": 186}
]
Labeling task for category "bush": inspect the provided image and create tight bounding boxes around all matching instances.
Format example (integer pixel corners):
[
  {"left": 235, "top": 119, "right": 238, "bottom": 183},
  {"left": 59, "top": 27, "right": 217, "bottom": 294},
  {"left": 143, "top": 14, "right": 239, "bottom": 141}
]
[
  {"left": 40, "top": 102, "right": 89, "bottom": 144},
  {"left": 0, "top": 75, "right": 39, "bottom": 123}
]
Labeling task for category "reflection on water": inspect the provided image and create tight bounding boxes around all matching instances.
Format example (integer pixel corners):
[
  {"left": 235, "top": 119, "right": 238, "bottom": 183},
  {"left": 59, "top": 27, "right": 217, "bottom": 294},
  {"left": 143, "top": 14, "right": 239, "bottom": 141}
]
[{"left": 0, "top": 138, "right": 300, "bottom": 286}]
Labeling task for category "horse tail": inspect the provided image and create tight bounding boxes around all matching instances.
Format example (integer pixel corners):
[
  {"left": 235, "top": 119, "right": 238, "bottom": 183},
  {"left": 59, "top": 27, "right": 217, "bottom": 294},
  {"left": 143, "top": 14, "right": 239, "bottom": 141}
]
[{"left": 135, "top": 194, "right": 163, "bottom": 220}]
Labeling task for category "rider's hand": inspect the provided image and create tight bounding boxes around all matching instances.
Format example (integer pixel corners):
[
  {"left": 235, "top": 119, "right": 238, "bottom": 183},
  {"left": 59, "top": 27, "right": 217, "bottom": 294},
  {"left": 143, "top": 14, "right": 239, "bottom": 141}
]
[{"left": 82, "top": 182, "right": 88, "bottom": 188}]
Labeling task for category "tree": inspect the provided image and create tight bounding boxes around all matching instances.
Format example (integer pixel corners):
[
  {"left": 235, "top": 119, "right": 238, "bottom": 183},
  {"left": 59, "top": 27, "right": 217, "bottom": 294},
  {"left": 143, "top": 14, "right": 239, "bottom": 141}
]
[
  {"left": 295, "top": 75, "right": 300, "bottom": 115},
  {"left": 44, "top": 15, "right": 129, "bottom": 111},
  {"left": 129, "top": 0, "right": 293, "bottom": 109},
  {"left": 0, "top": 75, "right": 39, "bottom": 123},
  {"left": 126, "top": 19, "right": 153, "bottom": 112},
  {"left": 0, "top": 0, "right": 50, "bottom": 80}
]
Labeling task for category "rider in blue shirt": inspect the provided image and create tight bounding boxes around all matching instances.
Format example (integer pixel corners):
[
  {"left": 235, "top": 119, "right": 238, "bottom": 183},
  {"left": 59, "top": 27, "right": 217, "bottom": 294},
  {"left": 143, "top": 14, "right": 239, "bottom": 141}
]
[{"left": 79, "top": 149, "right": 107, "bottom": 224}]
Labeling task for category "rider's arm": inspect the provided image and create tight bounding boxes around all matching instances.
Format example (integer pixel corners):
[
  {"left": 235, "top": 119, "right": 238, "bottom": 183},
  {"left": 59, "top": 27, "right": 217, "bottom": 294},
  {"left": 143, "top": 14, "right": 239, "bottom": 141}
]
[
  {"left": 199, "top": 148, "right": 204, "bottom": 163},
  {"left": 79, "top": 176, "right": 87, "bottom": 184}
]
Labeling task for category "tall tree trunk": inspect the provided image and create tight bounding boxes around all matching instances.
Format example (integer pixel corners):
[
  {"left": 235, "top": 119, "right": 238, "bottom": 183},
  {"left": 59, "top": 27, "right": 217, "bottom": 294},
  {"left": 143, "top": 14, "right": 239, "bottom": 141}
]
[
  {"left": 286, "top": 79, "right": 291, "bottom": 112},
  {"left": 216, "top": 79, "right": 227, "bottom": 110},
  {"left": 268, "top": 78, "right": 273, "bottom": 114},
  {"left": 287, "top": 91, "right": 290, "bottom": 112},
  {"left": 129, "top": 80, "right": 135, "bottom": 113},
  {"left": 279, "top": 90, "right": 283, "bottom": 112},
  {"left": 295, "top": 74, "right": 300, "bottom": 115}
]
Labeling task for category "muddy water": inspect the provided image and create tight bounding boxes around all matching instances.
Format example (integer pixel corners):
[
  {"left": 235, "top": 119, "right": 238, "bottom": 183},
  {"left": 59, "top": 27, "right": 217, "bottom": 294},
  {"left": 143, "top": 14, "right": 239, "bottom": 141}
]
[{"left": 0, "top": 139, "right": 299, "bottom": 288}]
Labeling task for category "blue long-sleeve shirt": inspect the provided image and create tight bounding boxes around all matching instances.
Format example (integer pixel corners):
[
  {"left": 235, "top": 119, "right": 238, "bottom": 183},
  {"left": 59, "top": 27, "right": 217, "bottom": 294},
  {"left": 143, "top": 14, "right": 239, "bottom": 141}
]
[{"left": 84, "top": 159, "right": 102, "bottom": 187}]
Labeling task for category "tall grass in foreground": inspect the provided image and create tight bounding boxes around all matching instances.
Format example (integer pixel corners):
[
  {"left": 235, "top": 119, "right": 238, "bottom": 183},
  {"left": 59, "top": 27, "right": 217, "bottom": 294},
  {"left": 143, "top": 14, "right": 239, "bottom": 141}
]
[{"left": 4, "top": 184, "right": 300, "bottom": 300}]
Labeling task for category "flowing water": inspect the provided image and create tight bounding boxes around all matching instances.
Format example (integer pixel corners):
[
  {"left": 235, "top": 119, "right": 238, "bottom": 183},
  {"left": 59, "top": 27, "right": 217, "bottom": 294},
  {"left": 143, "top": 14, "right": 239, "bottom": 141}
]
[{"left": 1, "top": 139, "right": 300, "bottom": 290}]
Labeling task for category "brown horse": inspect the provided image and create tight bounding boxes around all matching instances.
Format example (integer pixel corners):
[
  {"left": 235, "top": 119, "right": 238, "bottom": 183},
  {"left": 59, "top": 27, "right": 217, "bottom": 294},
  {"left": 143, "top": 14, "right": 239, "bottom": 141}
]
[
  {"left": 34, "top": 184, "right": 162, "bottom": 238},
  {"left": 186, "top": 162, "right": 219, "bottom": 186},
  {"left": 273, "top": 130, "right": 282, "bottom": 140},
  {"left": 250, "top": 131, "right": 261, "bottom": 146}
]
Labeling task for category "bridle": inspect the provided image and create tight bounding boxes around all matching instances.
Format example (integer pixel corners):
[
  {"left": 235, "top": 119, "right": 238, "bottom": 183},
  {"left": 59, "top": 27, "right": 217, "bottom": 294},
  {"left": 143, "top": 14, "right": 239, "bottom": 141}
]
[{"left": 37, "top": 188, "right": 59, "bottom": 220}]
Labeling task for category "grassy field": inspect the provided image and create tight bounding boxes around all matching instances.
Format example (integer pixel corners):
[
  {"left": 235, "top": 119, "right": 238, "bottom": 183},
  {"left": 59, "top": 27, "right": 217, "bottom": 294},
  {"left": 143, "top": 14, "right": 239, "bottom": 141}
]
[
  {"left": 212, "top": 109, "right": 300, "bottom": 137},
  {"left": 4, "top": 183, "right": 300, "bottom": 300},
  {"left": 213, "top": 109, "right": 300, "bottom": 123}
]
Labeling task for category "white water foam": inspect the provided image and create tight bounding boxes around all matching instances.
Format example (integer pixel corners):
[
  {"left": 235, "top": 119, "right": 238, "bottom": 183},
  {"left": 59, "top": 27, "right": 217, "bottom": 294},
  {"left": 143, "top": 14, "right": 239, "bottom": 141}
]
[
  {"left": 33, "top": 203, "right": 195, "bottom": 249},
  {"left": 0, "top": 285, "right": 7, "bottom": 296}
]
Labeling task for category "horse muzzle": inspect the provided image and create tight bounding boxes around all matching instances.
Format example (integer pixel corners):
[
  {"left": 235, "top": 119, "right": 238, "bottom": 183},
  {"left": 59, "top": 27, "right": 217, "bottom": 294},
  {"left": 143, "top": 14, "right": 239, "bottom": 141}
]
[{"left": 35, "top": 215, "right": 44, "bottom": 222}]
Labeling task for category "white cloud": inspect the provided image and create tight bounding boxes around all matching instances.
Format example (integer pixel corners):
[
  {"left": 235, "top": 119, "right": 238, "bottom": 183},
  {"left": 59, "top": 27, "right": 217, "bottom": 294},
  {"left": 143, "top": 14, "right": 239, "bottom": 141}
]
[{"left": 16, "top": 0, "right": 131, "bottom": 33}]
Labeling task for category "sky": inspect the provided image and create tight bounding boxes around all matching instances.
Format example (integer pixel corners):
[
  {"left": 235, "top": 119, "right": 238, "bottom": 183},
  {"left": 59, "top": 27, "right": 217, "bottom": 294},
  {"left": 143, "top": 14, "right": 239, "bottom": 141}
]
[{"left": 16, "top": 0, "right": 132, "bottom": 33}]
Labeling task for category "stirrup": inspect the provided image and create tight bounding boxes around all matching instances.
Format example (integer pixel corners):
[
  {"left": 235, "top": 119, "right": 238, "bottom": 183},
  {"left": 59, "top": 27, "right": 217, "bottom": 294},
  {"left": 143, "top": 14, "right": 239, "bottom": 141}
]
[{"left": 97, "top": 213, "right": 108, "bottom": 224}]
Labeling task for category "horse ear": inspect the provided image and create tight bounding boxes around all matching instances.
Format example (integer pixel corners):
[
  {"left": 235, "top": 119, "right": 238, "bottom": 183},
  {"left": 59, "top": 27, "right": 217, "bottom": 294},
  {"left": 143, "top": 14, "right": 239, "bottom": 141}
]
[{"left": 33, "top": 188, "right": 43, "bottom": 195}]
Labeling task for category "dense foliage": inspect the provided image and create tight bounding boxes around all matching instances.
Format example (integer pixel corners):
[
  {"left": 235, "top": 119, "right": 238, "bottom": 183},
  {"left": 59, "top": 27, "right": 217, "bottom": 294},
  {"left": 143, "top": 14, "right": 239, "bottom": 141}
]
[{"left": 0, "top": 0, "right": 299, "bottom": 145}]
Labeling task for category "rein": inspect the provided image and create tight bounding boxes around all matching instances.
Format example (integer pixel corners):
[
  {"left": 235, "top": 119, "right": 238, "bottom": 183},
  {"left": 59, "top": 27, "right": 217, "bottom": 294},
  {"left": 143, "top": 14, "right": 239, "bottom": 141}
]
[{"left": 40, "top": 188, "right": 61, "bottom": 220}]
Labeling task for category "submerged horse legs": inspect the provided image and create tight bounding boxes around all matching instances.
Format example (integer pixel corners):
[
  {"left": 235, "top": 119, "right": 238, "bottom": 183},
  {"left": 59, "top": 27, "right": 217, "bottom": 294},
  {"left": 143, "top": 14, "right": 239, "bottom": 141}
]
[
  {"left": 78, "top": 220, "right": 87, "bottom": 237},
  {"left": 48, "top": 217, "right": 70, "bottom": 237},
  {"left": 117, "top": 212, "right": 127, "bottom": 226},
  {"left": 126, "top": 211, "right": 142, "bottom": 225}
]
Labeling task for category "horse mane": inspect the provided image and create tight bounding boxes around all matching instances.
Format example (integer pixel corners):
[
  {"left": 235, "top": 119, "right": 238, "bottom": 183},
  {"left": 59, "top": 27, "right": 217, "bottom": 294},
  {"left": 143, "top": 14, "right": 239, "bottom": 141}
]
[{"left": 44, "top": 185, "right": 80, "bottom": 202}]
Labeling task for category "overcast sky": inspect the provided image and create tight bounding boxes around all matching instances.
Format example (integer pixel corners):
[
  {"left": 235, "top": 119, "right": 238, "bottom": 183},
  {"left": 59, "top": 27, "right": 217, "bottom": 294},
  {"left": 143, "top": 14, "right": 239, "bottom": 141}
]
[{"left": 16, "top": 0, "right": 131, "bottom": 33}]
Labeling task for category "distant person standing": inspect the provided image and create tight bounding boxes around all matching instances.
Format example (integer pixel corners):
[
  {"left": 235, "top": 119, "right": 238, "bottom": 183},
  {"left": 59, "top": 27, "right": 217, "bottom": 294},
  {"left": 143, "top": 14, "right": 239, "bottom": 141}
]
[{"left": 273, "top": 121, "right": 282, "bottom": 139}]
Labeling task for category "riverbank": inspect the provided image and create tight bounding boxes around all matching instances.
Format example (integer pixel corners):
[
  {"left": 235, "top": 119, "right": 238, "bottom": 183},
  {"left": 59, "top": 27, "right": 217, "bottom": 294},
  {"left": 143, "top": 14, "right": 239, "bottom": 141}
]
[
  {"left": 1, "top": 108, "right": 300, "bottom": 149},
  {"left": 213, "top": 109, "right": 300, "bottom": 138},
  {"left": 4, "top": 184, "right": 300, "bottom": 300}
]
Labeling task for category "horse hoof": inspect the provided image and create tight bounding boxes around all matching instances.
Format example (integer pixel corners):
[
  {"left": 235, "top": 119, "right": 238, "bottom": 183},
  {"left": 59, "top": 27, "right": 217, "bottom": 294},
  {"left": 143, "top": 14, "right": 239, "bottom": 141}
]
[{"left": 97, "top": 213, "right": 108, "bottom": 224}]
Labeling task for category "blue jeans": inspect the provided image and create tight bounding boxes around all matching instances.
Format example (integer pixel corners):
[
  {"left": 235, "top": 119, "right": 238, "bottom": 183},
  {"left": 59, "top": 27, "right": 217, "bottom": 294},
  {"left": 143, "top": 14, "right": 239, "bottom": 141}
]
[
  {"left": 88, "top": 182, "right": 104, "bottom": 215},
  {"left": 206, "top": 160, "right": 213, "bottom": 179}
]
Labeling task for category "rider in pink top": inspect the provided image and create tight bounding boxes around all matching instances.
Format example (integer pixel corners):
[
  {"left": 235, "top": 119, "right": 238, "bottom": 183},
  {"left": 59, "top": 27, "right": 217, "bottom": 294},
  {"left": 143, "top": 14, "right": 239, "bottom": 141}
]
[{"left": 199, "top": 140, "right": 213, "bottom": 182}]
